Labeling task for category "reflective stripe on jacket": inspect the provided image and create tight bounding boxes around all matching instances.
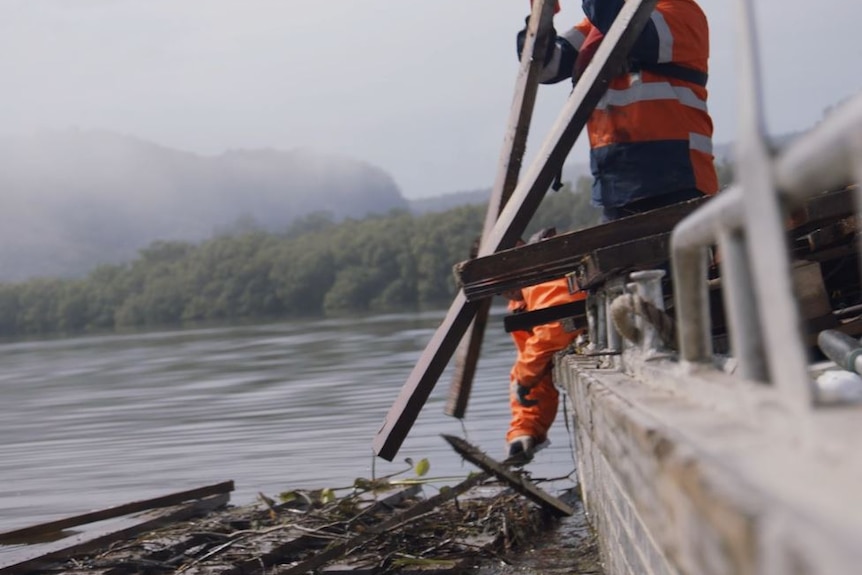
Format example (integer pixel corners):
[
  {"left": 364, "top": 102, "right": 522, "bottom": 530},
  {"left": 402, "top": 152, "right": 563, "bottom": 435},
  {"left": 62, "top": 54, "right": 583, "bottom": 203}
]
[{"left": 542, "top": 0, "right": 718, "bottom": 207}]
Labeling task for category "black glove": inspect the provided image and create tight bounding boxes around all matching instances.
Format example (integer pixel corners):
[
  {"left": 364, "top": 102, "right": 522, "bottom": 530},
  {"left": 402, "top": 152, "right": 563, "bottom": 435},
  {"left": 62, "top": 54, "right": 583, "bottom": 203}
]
[
  {"left": 512, "top": 382, "right": 539, "bottom": 407},
  {"left": 516, "top": 16, "right": 557, "bottom": 66}
]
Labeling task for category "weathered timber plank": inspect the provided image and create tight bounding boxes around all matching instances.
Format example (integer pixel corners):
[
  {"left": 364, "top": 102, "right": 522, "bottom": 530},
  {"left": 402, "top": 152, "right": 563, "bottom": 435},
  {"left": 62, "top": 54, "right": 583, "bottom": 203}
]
[
  {"left": 0, "top": 494, "right": 230, "bottom": 575},
  {"left": 373, "top": 292, "right": 482, "bottom": 461},
  {"left": 0, "top": 481, "right": 234, "bottom": 544},
  {"left": 503, "top": 300, "right": 587, "bottom": 333},
  {"left": 445, "top": 0, "right": 559, "bottom": 420},
  {"left": 445, "top": 298, "right": 491, "bottom": 419},
  {"left": 442, "top": 435, "right": 573, "bottom": 517},
  {"left": 456, "top": 198, "right": 707, "bottom": 301},
  {"left": 373, "top": 0, "right": 659, "bottom": 462}
]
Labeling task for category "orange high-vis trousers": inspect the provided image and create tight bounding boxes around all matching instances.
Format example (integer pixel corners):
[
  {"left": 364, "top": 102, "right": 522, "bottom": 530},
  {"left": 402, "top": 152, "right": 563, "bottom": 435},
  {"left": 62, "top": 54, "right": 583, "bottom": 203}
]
[{"left": 505, "top": 278, "right": 585, "bottom": 443}]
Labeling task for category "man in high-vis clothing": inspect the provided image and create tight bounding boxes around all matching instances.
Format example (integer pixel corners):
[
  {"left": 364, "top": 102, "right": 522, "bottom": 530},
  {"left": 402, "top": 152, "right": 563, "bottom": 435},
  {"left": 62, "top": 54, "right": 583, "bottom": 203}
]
[
  {"left": 520, "top": 0, "right": 719, "bottom": 221},
  {"left": 503, "top": 230, "right": 586, "bottom": 463}
]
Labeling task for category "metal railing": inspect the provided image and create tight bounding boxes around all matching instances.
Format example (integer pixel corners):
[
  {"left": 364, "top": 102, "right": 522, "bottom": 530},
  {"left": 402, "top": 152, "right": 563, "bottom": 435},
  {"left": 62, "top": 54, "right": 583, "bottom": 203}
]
[{"left": 670, "top": 0, "right": 862, "bottom": 414}]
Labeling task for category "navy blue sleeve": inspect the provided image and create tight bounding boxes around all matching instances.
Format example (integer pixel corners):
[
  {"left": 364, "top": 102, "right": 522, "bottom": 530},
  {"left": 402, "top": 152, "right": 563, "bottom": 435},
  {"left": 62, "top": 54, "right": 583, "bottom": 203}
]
[{"left": 581, "top": 0, "right": 661, "bottom": 64}]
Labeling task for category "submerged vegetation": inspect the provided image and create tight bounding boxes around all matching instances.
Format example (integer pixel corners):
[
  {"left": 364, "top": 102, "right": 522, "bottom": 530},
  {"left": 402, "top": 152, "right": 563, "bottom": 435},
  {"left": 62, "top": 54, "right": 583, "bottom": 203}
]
[{"left": 0, "top": 180, "right": 601, "bottom": 339}]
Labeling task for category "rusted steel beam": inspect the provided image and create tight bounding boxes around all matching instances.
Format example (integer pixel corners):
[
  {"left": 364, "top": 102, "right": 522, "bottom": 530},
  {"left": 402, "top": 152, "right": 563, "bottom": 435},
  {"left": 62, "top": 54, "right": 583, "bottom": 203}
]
[
  {"left": 373, "top": 0, "right": 660, "bottom": 462},
  {"left": 456, "top": 198, "right": 707, "bottom": 301},
  {"left": 446, "top": 0, "right": 559, "bottom": 420},
  {"left": 0, "top": 481, "right": 234, "bottom": 544},
  {"left": 442, "top": 435, "right": 573, "bottom": 517}
]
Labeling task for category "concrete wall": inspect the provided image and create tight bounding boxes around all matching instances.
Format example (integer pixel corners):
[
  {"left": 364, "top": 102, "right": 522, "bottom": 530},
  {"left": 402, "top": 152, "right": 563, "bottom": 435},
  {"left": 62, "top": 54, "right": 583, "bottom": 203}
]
[{"left": 555, "top": 355, "right": 862, "bottom": 575}]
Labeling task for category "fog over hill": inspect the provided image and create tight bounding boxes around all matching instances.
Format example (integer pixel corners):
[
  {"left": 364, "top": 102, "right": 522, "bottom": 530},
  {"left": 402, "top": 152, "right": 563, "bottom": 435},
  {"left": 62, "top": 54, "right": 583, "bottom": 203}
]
[
  {"left": 0, "top": 129, "right": 754, "bottom": 282},
  {"left": 0, "top": 130, "right": 409, "bottom": 281}
]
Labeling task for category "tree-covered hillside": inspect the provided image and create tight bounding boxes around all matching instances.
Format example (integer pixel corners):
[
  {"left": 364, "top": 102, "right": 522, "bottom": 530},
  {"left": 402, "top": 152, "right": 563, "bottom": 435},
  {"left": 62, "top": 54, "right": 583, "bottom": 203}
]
[
  {"left": 0, "top": 130, "right": 407, "bottom": 281},
  {"left": 0, "top": 180, "right": 600, "bottom": 338}
]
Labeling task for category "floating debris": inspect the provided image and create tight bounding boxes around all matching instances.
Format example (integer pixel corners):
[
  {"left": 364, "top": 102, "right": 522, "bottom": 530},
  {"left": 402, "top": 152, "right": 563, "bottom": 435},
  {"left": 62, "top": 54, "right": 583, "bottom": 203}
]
[{"left": 2, "top": 461, "right": 575, "bottom": 574}]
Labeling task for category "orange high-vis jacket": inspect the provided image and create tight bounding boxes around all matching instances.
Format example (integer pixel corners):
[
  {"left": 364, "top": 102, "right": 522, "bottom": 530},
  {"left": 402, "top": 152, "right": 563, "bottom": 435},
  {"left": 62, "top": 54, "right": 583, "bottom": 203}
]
[
  {"left": 506, "top": 277, "right": 585, "bottom": 443},
  {"left": 543, "top": 0, "right": 718, "bottom": 208}
]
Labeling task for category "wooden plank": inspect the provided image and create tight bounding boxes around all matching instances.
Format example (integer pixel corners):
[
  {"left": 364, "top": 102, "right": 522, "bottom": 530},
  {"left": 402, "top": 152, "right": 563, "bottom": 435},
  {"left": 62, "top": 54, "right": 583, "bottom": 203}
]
[
  {"left": 446, "top": 0, "right": 559, "bottom": 420},
  {"left": 0, "top": 481, "right": 234, "bottom": 544},
  {"left": 373, "top": 0, "right": 660, "bottom": 462},
  {"left": 457, "top": 187, "right": 854, "bottom": 304},
  {"left": 445, "top": 298, "right": 491, "bottom": 419},
  {"left": 503, "top": 300, "right": 587, "bottom": 333},
  {"left": 442, "top": 435, "right": 573, "bottom": 517},
  {"left": 455, "top": 197, "right": 706, "bottom": 302},
  {"left": 0, "top": 494, "right": 230, "bottom": 575}
]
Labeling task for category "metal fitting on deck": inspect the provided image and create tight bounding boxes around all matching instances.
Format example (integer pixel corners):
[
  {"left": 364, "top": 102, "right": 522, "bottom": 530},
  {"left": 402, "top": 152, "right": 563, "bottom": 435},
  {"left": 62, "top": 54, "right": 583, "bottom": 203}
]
[{"left": 608, "top": 270, "right": 673, "bottom": 356}]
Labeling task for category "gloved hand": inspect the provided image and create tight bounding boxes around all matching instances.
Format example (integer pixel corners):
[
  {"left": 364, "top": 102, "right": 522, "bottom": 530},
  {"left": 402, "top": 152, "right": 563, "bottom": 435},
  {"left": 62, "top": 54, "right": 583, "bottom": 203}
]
[
  {"left": 516, "top": 16, "right": 557, "bottom": 65},
  {"left": 512, "top": 381, "right": 539, "bottom": 407}
]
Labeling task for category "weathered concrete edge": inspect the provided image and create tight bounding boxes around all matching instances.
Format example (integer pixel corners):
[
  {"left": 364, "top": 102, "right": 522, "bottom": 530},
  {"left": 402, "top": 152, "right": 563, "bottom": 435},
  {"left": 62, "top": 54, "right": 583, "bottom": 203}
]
[{"left": 555, "top": 355, "right": 862, "bottom": 575}]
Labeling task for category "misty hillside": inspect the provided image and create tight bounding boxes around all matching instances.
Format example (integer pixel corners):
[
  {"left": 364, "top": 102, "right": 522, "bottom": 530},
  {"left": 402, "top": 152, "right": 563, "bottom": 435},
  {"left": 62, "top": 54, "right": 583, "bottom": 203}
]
[
  {"left": 0, "top": 130, "right": 408, "bottom": 281},
  {"left": 407, "top": 160, "right": 596, "bottom": 215},
  {"left": 407, "top": 188, "right": 489, "bottom": 213}
]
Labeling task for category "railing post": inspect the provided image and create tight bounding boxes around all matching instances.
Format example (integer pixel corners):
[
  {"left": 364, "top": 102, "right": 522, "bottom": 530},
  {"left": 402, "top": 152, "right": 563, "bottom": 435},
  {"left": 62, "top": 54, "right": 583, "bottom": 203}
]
[
  {"left": 717, "top": 229, "right": 769, "bottom": 382},
  {"left": 630, "top": 270, "right": 667, "bottom": 354},
  {"left": 605, "top": 278, "right": 625, "bottom": 367},
  {"left": 672, "top": 241, "right": 712, "bottom": 363},
  {"left": 595, "top": 291, "right": 608, "bottom": 352},
  {"left": 734, "top": 0, "right": 812, "bottom": 411}
]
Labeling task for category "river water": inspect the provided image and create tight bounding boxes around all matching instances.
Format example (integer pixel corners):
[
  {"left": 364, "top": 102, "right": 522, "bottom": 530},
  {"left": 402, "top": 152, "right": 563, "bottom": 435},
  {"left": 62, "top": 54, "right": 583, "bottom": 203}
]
[{"left": 0, "top": 307, "right": 598, "bottom": 571}]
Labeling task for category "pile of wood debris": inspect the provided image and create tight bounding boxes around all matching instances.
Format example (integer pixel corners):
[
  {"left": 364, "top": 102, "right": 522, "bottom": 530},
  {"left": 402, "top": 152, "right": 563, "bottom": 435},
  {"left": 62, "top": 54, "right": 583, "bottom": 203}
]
[{"left": 1, "top": 438, "right": 581, "bottom": 575}]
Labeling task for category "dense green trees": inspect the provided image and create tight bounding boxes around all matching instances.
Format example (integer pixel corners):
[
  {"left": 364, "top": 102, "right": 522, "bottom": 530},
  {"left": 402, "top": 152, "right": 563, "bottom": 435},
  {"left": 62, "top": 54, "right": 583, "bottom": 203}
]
[{"left": 0, "top": 178, "right": 643, "bottom": 338}]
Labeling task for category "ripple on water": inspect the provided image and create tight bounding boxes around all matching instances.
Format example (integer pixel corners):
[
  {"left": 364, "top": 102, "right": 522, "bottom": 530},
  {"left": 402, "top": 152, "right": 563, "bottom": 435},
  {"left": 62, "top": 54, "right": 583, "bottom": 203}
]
[{"left": 0, "top": 310, "right": 598, "bottom": 573}]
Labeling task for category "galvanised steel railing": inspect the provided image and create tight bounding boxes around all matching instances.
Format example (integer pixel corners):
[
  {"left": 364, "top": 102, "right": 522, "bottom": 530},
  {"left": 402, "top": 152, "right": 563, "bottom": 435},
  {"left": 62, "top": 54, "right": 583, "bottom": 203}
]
[{"left": 671, "top": 0, "right": 862, "bottom": 414}]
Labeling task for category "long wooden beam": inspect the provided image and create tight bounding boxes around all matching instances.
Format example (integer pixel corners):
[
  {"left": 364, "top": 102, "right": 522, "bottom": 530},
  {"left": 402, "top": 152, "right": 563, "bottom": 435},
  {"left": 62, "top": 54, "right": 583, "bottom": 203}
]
[
  {"left": 455, "top": 198, "right": 707, "bottom": 301},
  {"left": 456, "top": 186, "right": 857, "bottom": 302},
  {"left": 372, "top": 0, "right": 659, "bottom": 461},
  {"left": 0, "top": 494, "right": 230, "bottom": 574},
  {"left": 442, "top": 434, "right": 573, "bottom": 517},
  {"left": 0, "top": 481, "right": 234, "bottom": 544},
  {"left": 445, "top": 0, "right": 558, "bottom": 419}
]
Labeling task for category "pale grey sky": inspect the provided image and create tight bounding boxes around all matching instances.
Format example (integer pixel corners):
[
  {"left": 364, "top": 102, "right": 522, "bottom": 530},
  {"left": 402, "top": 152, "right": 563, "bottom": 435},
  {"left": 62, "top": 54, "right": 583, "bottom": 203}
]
[{"left": 1, "top": 1, "right": 860, "bottom": 198}]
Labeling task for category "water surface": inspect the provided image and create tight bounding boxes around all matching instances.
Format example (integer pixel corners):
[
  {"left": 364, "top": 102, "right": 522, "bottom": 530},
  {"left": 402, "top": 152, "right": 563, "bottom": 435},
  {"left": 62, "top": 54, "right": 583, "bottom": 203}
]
[{"left": 0, "top": 308, "right": 594, "bottom": 570}]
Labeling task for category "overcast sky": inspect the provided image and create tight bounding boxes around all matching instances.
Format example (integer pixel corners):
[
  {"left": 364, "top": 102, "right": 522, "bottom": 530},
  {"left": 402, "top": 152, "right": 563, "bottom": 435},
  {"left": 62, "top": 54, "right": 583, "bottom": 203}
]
[{"left": 2, "top": 1, "right": 860, "bottom": 198}]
